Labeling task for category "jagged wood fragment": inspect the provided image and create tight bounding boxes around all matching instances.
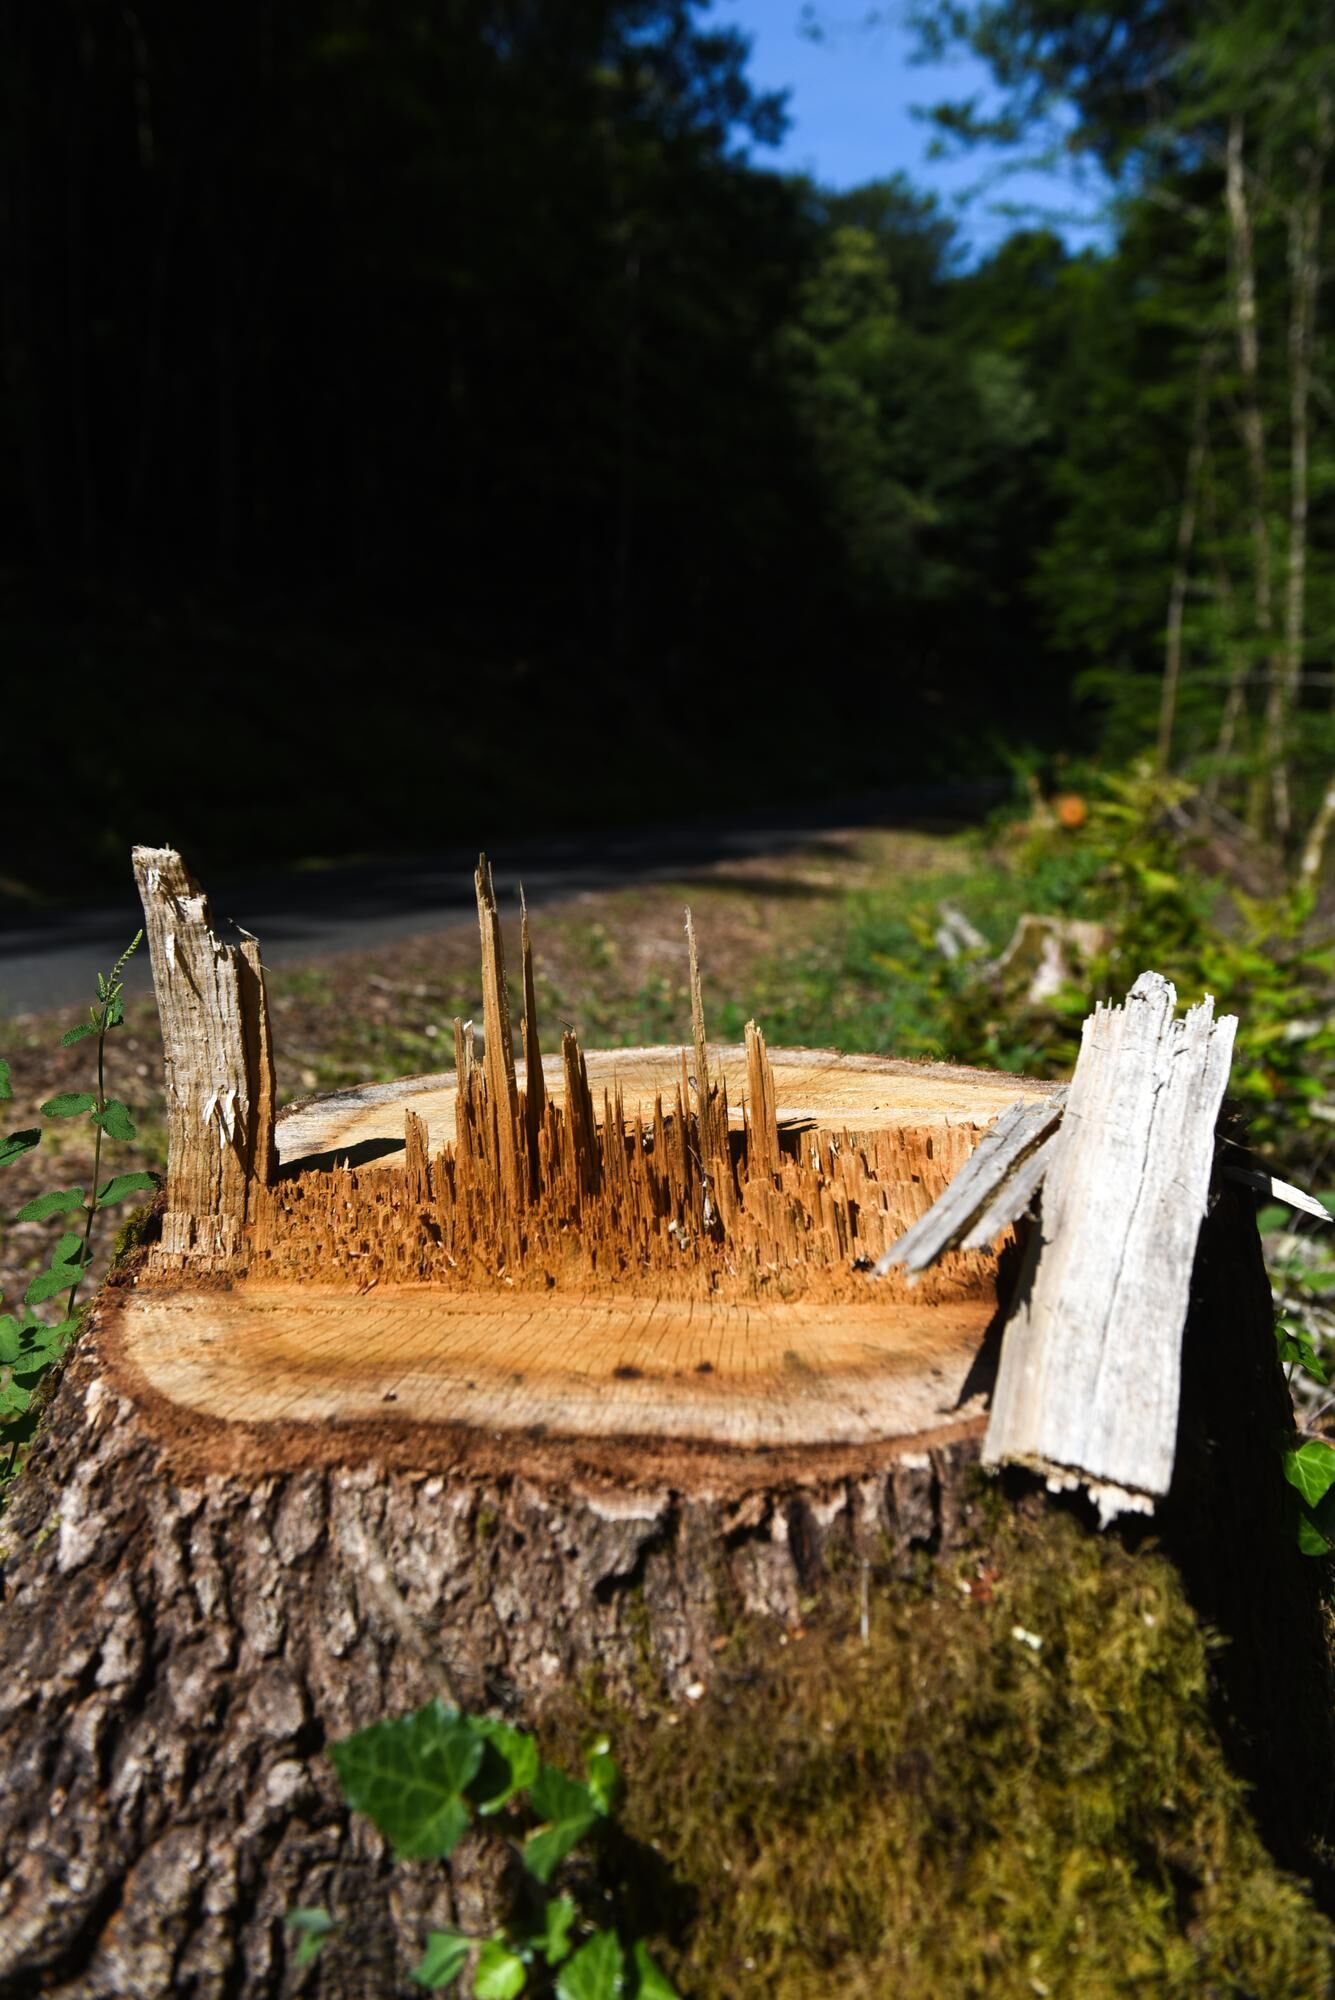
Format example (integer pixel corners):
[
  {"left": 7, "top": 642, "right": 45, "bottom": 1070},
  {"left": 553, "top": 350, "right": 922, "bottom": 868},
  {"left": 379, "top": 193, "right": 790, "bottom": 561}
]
[
  {"left": 873, "top": 1090, "right": 1068, "bottom": 1275},
  {"left": 959, "top": 1128, "right": 1061, "bottom": 1251},
  {"left": 475, "top": 853, "right": 520, "bottom": 1206},
  {"left": 131, "top": 845, "right": 275, "bottom": 1268},
  {"left": 520, "top": 886, "right": 547, "bottom": 1159},
  {"left": 983, "top": 972, "right": 1236, "bottom": 1519},
  {"left": 1222, "top": 1163, "right": 1330, "bottom": 1221}
]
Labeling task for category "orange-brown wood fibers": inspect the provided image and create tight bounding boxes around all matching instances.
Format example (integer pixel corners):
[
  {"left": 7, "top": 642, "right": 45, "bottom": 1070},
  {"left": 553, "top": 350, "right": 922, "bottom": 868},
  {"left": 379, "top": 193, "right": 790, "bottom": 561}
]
[
  {"left": 243, "top": 1027, "right": 991, "bottom": 1305},
  {"left": 228, "top": 862, "right": 1000, "bottom": 1306}
]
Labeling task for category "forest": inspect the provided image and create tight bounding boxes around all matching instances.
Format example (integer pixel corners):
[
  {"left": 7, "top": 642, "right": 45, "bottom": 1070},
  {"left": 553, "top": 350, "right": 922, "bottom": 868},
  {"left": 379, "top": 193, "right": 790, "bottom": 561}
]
[
  {"left": 5, "top": 8, "right": 1335, "bottom": 1994},
  {"left": 4, "top": 0, "right": 1332, "bottom": 894}
]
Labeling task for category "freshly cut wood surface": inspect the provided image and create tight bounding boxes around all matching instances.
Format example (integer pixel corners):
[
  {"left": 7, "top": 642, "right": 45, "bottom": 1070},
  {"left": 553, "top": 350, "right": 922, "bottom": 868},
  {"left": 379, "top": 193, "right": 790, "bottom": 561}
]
[
  {"left": 114, "top": 1282, "right": 996, "bottom": 1453},
  {"left": 276, "top": 1044, "right": 1055, "bottom": 1170}
]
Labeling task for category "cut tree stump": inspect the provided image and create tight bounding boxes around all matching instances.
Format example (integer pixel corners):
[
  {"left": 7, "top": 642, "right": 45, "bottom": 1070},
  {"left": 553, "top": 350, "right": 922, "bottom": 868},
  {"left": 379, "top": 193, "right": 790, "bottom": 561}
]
[{"left": 0, "top": 851, "right": 1328, "bottom": 1999}]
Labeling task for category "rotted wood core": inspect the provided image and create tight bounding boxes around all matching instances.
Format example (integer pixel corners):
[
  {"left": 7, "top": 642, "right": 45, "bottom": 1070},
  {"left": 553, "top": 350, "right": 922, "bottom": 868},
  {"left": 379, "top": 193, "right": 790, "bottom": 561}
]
[{"left": 119, "top": 851, "right": 1056, "bottom": 1457}]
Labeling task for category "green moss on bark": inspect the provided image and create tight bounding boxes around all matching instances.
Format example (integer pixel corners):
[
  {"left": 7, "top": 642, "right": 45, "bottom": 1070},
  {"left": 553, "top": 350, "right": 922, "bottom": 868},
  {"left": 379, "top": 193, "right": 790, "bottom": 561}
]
[{"left": 563, "top": 1497, "right": 1335, "bottom": 1998}]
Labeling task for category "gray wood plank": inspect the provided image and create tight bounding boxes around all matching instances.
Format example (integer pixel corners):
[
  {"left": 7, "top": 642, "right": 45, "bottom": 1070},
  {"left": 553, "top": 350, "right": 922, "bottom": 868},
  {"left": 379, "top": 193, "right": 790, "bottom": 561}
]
[
  {"left": 982, "top": 972, "right": 1236, "bottom": 1520},
  {"left": 873, "top": 1088, "right": 1067, "bottom": 1276}
]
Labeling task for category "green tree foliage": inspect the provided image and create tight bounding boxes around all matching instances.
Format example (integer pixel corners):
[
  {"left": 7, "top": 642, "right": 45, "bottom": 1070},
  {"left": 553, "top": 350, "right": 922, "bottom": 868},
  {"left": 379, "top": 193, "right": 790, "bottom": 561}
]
[
  {"left": 909, "top": 0, "right": 1335, "bottom": 846},
  {"left": 3, "top": 0, "right": 1333, "bottom": 888},
  {"left": 0, "top": 2, "right": 1079, "bottom": 895}
]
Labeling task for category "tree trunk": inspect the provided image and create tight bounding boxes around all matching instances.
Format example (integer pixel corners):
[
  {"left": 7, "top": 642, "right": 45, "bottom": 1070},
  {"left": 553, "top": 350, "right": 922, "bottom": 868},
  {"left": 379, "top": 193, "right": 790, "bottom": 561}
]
[
  {"left": 1224, "top": 114, "right": 1285, "bottom": 833},
  {"left": 0, "top": 852, "right": 1329, "bottom": 1997},
  {"left": 1274, "top": 93, "right": 1331, "bottom": 844},
  {"left": 1159, "top": 347, "right": 1212, "bottom": 771}
]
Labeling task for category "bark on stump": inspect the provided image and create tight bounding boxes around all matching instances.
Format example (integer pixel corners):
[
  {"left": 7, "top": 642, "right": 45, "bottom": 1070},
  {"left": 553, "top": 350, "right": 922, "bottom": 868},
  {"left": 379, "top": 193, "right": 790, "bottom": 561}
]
[{"left": 0, "top": 852, "right": 1325, "bottom": 1997}]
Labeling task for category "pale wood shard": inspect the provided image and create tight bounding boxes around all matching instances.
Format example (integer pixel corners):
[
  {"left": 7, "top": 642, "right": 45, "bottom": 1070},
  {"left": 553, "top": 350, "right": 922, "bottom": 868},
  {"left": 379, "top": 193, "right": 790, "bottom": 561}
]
[
  {"left": 132, "top": 846, "right": 276, "bottom": 1268},
  {"left": 874, "top": 1090, "right": 1069, "bottom": 1275},
  {"left": 960, "top": 1128, "right": 1061, "bottom": 1252},
  {"left": 520, "top": 886, "right": 547, "bottom": 1155},
  {"left": 236, "top": 940, "right": 277, "bottom": 1189},
  {"left": 983, "top": 972, "right": 1237, "bottom": 1519},
  {"left": 475, "top": 852, "right": 520, "bottom": 1208},
  {"left": 745, "top": 1019, "right": 781, "bottom": 1183},
  {"left": 1222, "top": 1162, "right": 1332, "bottom": 1222}
]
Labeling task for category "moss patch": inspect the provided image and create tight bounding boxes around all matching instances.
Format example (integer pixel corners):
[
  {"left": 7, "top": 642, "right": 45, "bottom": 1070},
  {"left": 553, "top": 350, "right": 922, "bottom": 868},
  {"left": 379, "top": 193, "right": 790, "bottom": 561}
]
[{"left": 562, "top": 1499, "right": 1335, "bottom": 1997}]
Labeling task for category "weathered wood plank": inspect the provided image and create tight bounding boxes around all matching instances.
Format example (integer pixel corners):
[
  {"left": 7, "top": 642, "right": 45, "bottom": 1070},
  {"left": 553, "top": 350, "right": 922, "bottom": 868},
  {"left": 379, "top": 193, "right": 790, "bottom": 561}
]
[
  {"left": 873, "top": 1088, "right": 1067, "bottom": 1275},
  {"left": 982, "top": 972, "right": 1236, "bottom": 1520}
]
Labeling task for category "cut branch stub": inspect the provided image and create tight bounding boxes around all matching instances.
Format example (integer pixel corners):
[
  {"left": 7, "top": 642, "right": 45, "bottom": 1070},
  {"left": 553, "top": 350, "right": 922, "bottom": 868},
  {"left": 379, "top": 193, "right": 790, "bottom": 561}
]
[{"left": 132, "top": 845, "right": 276, "bottom": 1267}]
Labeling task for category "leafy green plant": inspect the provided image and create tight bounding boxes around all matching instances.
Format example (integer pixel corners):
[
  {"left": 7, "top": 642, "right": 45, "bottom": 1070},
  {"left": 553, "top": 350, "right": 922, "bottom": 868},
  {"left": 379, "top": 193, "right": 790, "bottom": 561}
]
[
  {"left": 0, "top": 934, "right": 156, "bottom": 1489},
  {"left": 288, "top": 1700, "right": 679, "bottom": 1997}
]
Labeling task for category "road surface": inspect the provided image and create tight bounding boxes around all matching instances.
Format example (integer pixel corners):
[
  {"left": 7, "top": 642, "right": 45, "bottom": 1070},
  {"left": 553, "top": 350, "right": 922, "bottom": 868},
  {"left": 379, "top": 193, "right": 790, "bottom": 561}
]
[{"left": 0, "top": 787, "right": 1001, "bottom": 1016}]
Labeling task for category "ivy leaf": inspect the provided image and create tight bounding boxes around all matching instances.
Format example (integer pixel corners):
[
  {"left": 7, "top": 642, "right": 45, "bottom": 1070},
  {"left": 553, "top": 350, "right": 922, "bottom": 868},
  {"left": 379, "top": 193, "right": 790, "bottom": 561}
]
[
  {"left": 1282, "top": 1441, "right": 1335, "bottom": 1508},
  {"left": 285, "top": 1907, "right": 337, "bottom": 1968},
  {"left": 469, "top": 1714, "right": 541, "bottom": 1816},
  {"left": 1276, "top": 1324, "right": 1329, "bottom": 1384},
  {"left": 92, "top": 1099, "right": 136, "bottom": 1141},
  {"left": 15, "top": 1188, "right": 86, "bottom": 1223},
  {"left": 40, "top": 1092, "right": 96, "bottom": 1119},
  {"left": 0, "top": 1316, "right": 23, "bottom": 1365},
  {"left": 0, "top": 1129, "right": 41, "bottom": 1168},
  {"left": 584, "top": 1737, "right": 622, "bottom": 1815},
  {"left": 412, "top": 1930, "right": 472, "bottom": 1990},
  {"left": 328, "top": 1699, "right": 484, "bottom": 1859},
  {"left": 534, "top": 1895, "right": 576, "bottom": 1968},
  {"left": 0, "top": 1371, "right": 32, "bottom": 1417},
  {"left": 1297, "top": 1508, "right": 1334, "bottom": 1557},
  {"left": 95, "top": 1172, "right": 157, "bottom": 1209},
  {"left": 629, "top": 1941, "right": 680, "bottom": 1999},
  {"left": 474, "top": 1940, "right": 528, "bottom": 1998},
  {"left": 60, "top": 1023, "right": 98, "bottom": 1046},
  {"left": 0, "top": 1058, "right": 10, "bottom": 1100},
  {"left": 555, "top": 1929, "right": 625, "bottom": 2000},
  {"left": 522, "top": 1765, "right": 601, "bottom": 1884}
]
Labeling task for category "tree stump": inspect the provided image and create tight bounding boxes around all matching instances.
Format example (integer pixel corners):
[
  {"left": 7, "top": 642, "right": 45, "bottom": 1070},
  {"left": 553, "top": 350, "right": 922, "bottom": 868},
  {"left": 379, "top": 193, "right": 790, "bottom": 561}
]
[{"left": 0, "top": 852, "right": 1329, "bottom": 1998}]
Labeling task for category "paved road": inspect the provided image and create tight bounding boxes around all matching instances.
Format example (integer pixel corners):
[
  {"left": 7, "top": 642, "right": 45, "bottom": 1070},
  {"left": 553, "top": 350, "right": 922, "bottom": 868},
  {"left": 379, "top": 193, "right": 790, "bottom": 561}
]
[{"left": 0, "top": 786, "right": 1003, "bottom": 1016}]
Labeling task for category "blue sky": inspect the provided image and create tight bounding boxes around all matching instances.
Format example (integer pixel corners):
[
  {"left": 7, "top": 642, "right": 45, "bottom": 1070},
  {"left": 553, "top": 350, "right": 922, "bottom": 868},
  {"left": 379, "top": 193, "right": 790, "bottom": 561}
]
[{"left": 719, "top": 0, "right": 1110, "bottom": 258}]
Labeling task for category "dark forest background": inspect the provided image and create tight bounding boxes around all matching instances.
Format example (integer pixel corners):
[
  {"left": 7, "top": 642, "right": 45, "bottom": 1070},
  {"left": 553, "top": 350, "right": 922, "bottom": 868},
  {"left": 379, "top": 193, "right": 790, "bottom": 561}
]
[{"left": 4, "top": 0, "right": 1333, "bottom": 897}]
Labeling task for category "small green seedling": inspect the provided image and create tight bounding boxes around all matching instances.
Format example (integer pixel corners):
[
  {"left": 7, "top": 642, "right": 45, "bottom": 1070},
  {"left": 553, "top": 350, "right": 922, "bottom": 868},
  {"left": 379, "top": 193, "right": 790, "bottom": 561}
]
[
  {"left": 288, "top": 1701, "right": 679, "bottom": 1996},
  {"left": 0, "top": 934, "right": 156, "bottom": 1489}
]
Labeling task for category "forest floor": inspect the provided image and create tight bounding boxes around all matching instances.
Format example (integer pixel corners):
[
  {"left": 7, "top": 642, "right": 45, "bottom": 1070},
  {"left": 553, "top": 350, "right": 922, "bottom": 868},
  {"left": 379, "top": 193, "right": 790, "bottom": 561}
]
[{"left": 0, "top": 824, "right": 962, "bottom": 1314}]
